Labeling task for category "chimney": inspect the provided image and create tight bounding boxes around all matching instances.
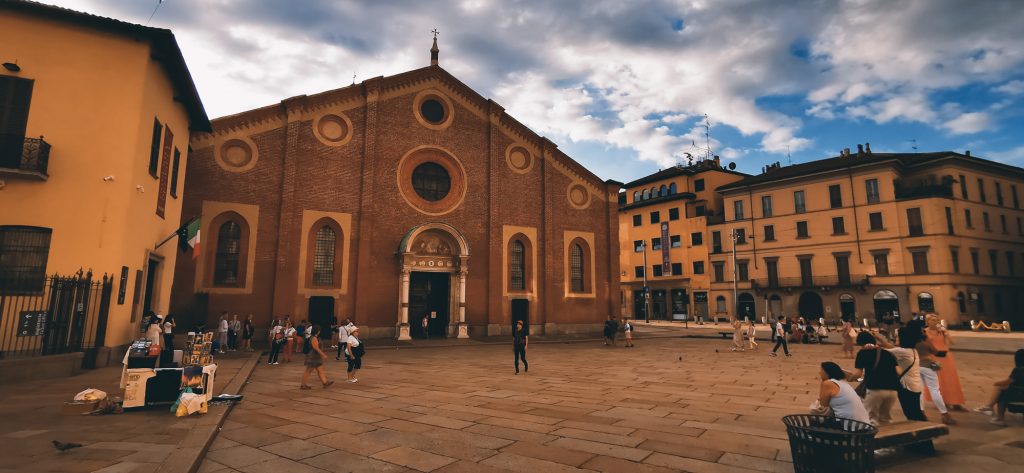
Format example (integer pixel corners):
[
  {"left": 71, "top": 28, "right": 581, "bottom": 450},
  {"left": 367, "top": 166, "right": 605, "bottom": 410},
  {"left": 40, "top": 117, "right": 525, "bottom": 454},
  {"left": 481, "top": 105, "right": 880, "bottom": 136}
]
[
  {"left": 857, "top": 144, "right": 864, "bottom": 156},
  {"left": 713, "top": 155, "right": 721, "bottom": 168},
  {"left": 965, "top": 150, "right": 971, "bottom": 157},
  {"left": 865, "top": 142, "right": 872, "bottom": 155}
]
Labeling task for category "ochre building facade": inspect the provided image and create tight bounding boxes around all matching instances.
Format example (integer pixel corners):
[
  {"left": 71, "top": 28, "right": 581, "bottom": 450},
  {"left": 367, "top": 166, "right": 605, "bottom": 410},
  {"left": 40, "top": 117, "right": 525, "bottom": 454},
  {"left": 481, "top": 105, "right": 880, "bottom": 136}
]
[
  {"left": 171, "top": 44, "right": 621, "bottom": 339},
  {"left": 0, "top": 1, "right": 209, "bottom": 362},
  {"left": 620, "top": 148, "right": 1024, "bottom": 329}
]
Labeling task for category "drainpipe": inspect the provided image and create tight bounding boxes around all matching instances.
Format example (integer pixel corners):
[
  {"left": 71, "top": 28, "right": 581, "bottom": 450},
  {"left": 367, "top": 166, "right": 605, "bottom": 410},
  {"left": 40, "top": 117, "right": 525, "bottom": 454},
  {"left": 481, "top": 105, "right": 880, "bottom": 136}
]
[
  {"left": 747, "top": 185, "right": 758, "bottom": 269},
  {"left": 846, "top": 166, "right": 864, "bottom": 264}
]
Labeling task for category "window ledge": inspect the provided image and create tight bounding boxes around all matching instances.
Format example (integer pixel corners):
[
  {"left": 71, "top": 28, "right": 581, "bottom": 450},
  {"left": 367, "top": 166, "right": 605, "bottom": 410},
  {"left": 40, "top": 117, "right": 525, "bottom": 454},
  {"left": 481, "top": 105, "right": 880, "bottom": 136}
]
[
  {"left": 868, "top": 228, "right": 885, "bottom": 232},
  {"left": 796, "top": 236, "right": 810, "bottom": 239}
]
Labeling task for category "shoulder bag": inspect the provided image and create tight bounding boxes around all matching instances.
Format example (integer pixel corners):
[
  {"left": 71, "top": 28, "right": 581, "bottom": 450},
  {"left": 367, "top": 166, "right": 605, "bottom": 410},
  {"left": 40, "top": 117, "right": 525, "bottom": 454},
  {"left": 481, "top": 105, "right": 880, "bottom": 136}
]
[{"left": 855, "top": 348, "right": 881, "bottom": 398}]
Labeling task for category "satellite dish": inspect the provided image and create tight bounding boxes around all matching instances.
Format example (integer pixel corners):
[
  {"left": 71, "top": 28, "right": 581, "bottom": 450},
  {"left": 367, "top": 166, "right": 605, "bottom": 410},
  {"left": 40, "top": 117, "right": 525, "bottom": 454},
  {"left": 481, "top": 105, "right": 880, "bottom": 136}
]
[{"left": 728, "top": 162, "right": 736, "bottom": 170}]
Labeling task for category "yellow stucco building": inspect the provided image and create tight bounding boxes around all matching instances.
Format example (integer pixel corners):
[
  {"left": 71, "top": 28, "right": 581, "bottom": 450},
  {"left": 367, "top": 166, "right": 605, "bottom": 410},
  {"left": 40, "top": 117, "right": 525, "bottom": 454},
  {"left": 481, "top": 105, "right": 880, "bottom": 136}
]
[
  {"left": 620, "top": 147, "right": 1024, "bottom": 329},
  {"left": 0, "top": 1, "right": 209, "bottom": 368}
]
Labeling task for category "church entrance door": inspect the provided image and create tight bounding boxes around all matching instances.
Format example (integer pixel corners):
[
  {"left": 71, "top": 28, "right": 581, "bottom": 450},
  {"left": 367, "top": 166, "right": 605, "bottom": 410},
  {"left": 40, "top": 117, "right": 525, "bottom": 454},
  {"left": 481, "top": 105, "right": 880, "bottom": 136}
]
[{"left": 409, "top": 272, "right": 450, "bottom": 338}]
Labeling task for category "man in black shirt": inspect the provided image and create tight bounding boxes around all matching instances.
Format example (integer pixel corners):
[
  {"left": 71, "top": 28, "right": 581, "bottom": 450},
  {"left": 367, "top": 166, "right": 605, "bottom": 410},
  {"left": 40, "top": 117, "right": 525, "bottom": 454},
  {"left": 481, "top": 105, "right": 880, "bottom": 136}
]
[
  {"left": 849, "top": 332, "right": 899, "bottom": 425},
  {"left": 513, "top": 320, "right": 528, "bottom": 374}
]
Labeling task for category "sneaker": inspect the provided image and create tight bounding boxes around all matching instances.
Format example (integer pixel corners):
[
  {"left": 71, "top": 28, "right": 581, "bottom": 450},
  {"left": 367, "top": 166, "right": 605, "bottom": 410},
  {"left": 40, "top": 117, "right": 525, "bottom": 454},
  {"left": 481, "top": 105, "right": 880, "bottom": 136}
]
[
  {"left": 973, "top": 406, "right": 994, "bottom": 415},
  {"left": 770, "top": 353, "right": 778, "bottom": 357},
  {"left": 348, "top": 378, "right": 358, "bottom": 383},
  {"left": 273, "top": 362, "right": 280, "bottom": 365},
  {"left": 785, "top": 353, "right": 792, "bottom": 357},
  {"left": 990, "top": 418, "right": 1007, "bottom": 427}
]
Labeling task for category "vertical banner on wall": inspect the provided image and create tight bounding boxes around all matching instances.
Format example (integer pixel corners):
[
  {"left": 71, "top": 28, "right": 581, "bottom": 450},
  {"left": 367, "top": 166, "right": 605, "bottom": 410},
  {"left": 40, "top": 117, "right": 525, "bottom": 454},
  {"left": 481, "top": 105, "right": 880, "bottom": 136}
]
[
  {"left": 661, "top": 221, "right": 670, "bottom": 272},
  {"left": 156, "top": 125, "right": 174, "bottom": 218}
]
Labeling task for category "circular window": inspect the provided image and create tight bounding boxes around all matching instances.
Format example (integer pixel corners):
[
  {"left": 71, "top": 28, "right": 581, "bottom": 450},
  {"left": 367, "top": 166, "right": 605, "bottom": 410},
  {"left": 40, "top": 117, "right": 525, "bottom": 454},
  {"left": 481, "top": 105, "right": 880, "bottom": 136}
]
[
  {"left": 420, "top": 99, "right": 446, "bottom": 124},
  {"left": 412, "top": 162, "right": 451, "bottom": 201},
  {"left": 215, "top": 137, "right": 258, "bottom": 172}
]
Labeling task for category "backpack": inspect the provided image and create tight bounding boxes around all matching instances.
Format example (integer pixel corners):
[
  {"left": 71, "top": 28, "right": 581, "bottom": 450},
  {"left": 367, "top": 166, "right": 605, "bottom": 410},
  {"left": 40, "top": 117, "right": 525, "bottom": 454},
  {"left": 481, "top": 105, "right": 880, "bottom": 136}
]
[
  {"left": 351, "top": 339, "right": 366, "bottom": 357},
  {"left": 302, "top": 337, "right": 313, "bottom": 354}
]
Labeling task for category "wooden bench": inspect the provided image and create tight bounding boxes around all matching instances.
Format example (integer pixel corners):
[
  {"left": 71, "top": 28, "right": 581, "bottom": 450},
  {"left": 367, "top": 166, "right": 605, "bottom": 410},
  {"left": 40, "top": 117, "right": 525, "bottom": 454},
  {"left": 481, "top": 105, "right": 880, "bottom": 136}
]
[
  {"left": 874, "top": 421, "right": 948, "bottom": 454},
  {"left": 1008, "top": 401, "right": 1024, "bottom": 415}
]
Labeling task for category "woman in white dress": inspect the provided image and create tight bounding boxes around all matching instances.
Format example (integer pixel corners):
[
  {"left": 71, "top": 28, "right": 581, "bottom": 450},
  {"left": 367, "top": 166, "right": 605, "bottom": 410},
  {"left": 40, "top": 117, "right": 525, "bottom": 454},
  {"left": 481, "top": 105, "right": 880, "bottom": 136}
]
[{"left": 144, "top": 312, "right": 163, "bottom": 347}]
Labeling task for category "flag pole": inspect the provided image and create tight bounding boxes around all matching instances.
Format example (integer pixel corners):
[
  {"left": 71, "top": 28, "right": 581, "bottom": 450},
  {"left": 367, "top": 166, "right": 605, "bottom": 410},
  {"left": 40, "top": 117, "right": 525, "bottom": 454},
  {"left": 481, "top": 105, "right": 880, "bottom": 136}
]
[{"left": 155, "top": 215, "right": 199, "bottom": 249}]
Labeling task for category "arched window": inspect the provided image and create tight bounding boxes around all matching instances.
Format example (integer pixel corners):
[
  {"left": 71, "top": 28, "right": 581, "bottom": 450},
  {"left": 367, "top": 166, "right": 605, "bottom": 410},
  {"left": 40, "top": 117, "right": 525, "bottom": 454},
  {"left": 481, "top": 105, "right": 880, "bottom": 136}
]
[
  {"left": 642, "top": 189, "right": 650, "bottom": 200},
  {"left": 214, "top": 221, "right": 241, "bottom": 286},
  {"left": 633, "top": 191, "right": 639, "bottom": 202},
  {"left": 659, "top": 185, "right": 667, "bottom": 196},
  {"left": 917, "top": 292, "right": 935, "bottom": 313},
  {"left": 669, "top": 183, "right": 677, "bottom": 195},
  {"left": 651, "top": 186, "right": 659, "bottom": 198},
  {"left": 510, "top": 240, "right": 525, "bottom": 291},
  {"left": 570, "top": 243, "right": 584, "bottom": 292},
  {"left": 715, "top": 295, "right": 727, "bottom": 312},
  {"left": 312, "top": 226, "right": 337, "bottom": 286}
]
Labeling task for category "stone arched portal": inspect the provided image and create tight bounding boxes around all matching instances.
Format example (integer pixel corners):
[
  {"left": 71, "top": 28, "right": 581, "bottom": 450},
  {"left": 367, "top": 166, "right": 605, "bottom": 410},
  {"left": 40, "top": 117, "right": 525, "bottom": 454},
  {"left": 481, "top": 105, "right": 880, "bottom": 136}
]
[{"left": 396, "top": 223, "right": 470, "bottom": 340}]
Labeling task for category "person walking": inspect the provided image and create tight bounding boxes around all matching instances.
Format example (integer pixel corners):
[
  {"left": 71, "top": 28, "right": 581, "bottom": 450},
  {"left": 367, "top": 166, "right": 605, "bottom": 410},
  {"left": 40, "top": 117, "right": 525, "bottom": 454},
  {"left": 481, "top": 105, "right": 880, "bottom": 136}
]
[
  {"left": 336, "top": 318, "right": 355, "bottom": 361},
  {"left": 604, "top": 316, "right": 619, "bottom": 346},
  {"left": 267, "top": 319, "right": 285, "bottom": 365},
  {"left": 747, "top": 318, "right": 758, "bottom": 350},
  {"left": 294, "top": 320, "right": 307, "bottom": 354},
  {"left": 162, "top": 314, "right": 176, "bottom": 351},
  {"left": 513, "top": 320, "right": 529, "bottom": 374},
  {"left": 301, "top": 326, "right": 333, "bottom": 389},
  {"left": 849, "top": 332, "right": 899, "bottom": 425},
  {"left": 329, "top": 315, "right": 340, "bottom": 349},
  {"left": 874, "top": 320, "right": 927, "bottom": 421},
  {"left": 345, "top": 326, "right": 364, "bottom": 382},
  {"left": 816, "top": 361, "right": 871, "bottom": 424},
  {"left": 217, "top": 313, "right": 229, "bottom": 354},
  {"left": 283, "top": 321, "right": 297, "bottom": 363},
  {"left": 924, "top": 315, "right": 965, "bottom": 411},
  {"left": 840, "top": 315, "right": 855, "bottom": 359},
  {"left": 623, "top": 319, "right": 634, "bottom": 348},
  {"left": 770, "top": 316, "right": 790, "bottom": 357},
  {"left": 730, "top": 316, "right": 744, "bottom": 352},
  {"left": 918, "top": 326, "right": 955, "bottom": 424},
  {"left": 242, "top": 314, "right": 255, "bottom": 351}
]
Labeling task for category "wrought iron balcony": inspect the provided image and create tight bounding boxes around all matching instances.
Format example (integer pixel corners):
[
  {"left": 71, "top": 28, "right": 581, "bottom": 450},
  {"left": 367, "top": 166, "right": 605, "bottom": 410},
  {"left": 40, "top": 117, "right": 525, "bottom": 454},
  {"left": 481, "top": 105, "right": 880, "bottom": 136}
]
[
  {"left": 752, "top": 274, "right": 869, "bottom": 291},
  {"left": 894, "top": 178, "right": 953, "bottom": 200},
  {"left": 0, "top": 134, "right": 51, "bottom": 179}
]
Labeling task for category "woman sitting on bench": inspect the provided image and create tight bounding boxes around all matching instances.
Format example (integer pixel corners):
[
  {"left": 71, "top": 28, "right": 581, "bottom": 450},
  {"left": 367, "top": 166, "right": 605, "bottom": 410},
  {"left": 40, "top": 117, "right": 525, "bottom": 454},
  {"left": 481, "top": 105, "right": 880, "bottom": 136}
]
[{"left": 975, "top": 349, "right": 1024, "bottom": 427}]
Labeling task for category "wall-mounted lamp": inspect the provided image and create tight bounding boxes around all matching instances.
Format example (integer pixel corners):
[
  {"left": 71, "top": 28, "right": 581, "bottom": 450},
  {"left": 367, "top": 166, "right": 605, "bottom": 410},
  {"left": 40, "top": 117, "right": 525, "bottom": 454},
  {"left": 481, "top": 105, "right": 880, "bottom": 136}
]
[{"left": 2, "top": 62, "right": 21, "bottom": 72}]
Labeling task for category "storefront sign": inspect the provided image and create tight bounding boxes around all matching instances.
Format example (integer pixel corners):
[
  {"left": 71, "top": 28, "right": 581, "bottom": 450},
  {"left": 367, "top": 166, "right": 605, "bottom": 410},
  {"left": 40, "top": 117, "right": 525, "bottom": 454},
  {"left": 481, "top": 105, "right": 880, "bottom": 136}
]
[
  {"left": 155, "top": 125, "right": 174, "bottom": 218},
  {"left": 660, "top": 222, "right": 670, "bottom": 272}
]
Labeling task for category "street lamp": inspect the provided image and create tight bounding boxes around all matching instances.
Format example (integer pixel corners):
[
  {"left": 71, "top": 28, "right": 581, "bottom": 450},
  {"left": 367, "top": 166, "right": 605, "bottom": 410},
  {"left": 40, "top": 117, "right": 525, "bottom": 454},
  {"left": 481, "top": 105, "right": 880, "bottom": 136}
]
[{"left": 729, "top": 229, "right": 752, "bottom": 323}]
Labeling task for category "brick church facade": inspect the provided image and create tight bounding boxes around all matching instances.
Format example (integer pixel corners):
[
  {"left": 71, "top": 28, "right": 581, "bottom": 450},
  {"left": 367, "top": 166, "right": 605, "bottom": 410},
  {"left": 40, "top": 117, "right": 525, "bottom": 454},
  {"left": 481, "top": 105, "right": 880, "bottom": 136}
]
[{"left": 170, "top": 40, "right": 621, "bottom": 339}]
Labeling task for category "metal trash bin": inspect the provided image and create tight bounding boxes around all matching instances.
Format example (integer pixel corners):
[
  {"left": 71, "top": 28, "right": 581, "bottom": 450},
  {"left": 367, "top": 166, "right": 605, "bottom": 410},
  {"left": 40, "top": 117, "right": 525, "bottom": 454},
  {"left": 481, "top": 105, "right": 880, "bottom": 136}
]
[{"left": 782, "top": 414, "right": 878, "bottom": 473}]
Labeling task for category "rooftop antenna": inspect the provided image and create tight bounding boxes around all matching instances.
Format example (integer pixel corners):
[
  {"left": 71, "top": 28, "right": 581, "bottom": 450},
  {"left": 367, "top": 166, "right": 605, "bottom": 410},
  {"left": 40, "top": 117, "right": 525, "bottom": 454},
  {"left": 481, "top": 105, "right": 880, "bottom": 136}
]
[
  {"left": 702, "top": 114, "right": 713, "bottom": 161},
  {"left": 146, "top": 0, "right": 163, "bottom": 25},
  {"left": 352, "top": 73, "right": 356, "bottom": 85},
  {"left": 786, "top": 145, "right": 792, "bottom": 166}
]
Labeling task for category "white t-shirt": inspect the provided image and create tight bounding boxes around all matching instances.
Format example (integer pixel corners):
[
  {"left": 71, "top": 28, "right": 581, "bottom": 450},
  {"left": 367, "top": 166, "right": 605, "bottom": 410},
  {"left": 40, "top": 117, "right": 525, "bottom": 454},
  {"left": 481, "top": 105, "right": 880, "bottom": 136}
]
[
  {"left": 270, "top": 325, "right": 283, "bottom": 338},
  {"left": 775, "top": 322, "right": 785, "bottom": 337},
  {"left": 339, "top": 323, "right": 355, "bottom": 343},
  {"left": 218, "top": 319, "right": 228, "bottom": 332},
  {"left": 163, "top": 321, "right": 173, "bottom": 334},
  {"left": 886, "top": 347, "right": 922, "bottom": 392},
  {"left": 284, "top": 327, "right": 297, "bottom": 338},
  {"left": 623, "top": 323, "right": 632, "bottom": 333},
  {"left": 346, "top": 335, "right": 361, "bottom": 355}
]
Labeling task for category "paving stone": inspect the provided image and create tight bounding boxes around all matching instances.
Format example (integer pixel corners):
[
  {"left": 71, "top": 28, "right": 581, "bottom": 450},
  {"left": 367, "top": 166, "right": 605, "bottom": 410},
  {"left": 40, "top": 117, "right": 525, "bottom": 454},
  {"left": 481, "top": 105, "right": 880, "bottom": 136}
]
[
  {"left": 434, "top": 459, "right": 514, "bottom": 473},
  {"left": 268, "top": 423, "right": 333, "bottom": 439},
  {"left": 718, "top": 452, "right": 793, "bottom": 473},
  {"left": 463, "top": 424, "right": 559, "bottom": 444},
  {"left": 372, "top": 446, "right": 458, "bottom": 472},
  {"left": 237, "top": 457, "right": 329, "bottom": 473},
  {"left": 407, "top": 414, "right": 474, "bottom": 430},
  {"left": 500, "top": 441, "right": 595, "bottom": 467},
  {"left": 549, "top": 427, "right": 645, "bottom": 447},
  {"left": 644, "top": 452, "right": 759, "bottom": 473},
  {"left": 480, "top": 452, "right": 592, "bottom": 473},
  {"left": 220, "top": 427, "right": 288, "bottom": 448},
  {"left": 260, "top": 438, "right": 334, "bottom": 460},
  {"left": 547, "top": 437, "right": 652, "bottom": 462},
  {"left": 196, "top": 460, "right": 231, "bottom": 473},
  {"left": 301, "top": 449, "right": 410, "bottom": 473},
  {"left": 307, "top": 431, "right": 395, "bottom": 456},
  {"left": 580, "top": 455, "right": 679, "bottom": 473},
  {"left": 205, "top": 445, "right": 280, "bottom": 469}
]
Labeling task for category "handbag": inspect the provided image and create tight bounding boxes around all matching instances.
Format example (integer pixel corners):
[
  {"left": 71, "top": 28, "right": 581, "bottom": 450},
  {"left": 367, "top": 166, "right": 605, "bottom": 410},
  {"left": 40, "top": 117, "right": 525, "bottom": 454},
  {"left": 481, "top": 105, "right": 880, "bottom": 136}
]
[{"left": 855, "top": 347, "right": 881, "bottom": 398}]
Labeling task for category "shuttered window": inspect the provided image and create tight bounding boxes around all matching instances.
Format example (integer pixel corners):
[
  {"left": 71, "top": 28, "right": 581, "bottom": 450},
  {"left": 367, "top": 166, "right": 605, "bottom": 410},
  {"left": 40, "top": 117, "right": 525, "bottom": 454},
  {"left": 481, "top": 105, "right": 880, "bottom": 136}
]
[
  {"left": 0, "top": 76, "right": 34, "bottom": 169},
  {"left": 148, "top": 118, "right": 162, "bottom": 177},
  {"left": 0, "top": 226, "right": 51, "bottom": 293},
  {"left": 312, "top": 226, "right": 336, "bottom": 286}
]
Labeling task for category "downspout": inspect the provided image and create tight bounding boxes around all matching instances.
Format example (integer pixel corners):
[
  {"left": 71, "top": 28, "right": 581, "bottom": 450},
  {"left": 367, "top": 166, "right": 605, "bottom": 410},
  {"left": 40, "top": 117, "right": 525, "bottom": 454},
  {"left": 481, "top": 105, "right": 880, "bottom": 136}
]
[{"left": 747, "top": 185, "right": 758, "bottom": 269}]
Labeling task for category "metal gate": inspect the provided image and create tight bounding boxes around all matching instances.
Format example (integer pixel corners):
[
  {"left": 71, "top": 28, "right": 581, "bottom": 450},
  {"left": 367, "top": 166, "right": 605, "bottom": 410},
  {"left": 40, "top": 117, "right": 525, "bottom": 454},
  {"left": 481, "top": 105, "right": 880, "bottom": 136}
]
[{"left": 0, "top": 270, "right": 112, "bottom": 367}]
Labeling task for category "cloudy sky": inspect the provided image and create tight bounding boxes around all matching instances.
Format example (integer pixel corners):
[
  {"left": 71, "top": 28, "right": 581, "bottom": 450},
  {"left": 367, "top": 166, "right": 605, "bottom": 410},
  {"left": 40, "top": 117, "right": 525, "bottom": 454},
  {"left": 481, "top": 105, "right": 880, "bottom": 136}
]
[{"left": 45, "top": 0, "right": 1024, "bottom": 181}]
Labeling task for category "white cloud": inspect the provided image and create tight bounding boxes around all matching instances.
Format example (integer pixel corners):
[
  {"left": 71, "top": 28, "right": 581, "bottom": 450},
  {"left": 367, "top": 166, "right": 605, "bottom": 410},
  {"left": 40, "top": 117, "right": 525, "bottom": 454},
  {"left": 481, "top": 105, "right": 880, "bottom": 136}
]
[
  {"left": 994, "top": 80, "right": 1024, "bottom": 95},
  {"left": 943, "top": 112, "right": 992, "bottom": 135},
  {"left": 984, "top": 146, "right": 1024, "bottom": 165}
]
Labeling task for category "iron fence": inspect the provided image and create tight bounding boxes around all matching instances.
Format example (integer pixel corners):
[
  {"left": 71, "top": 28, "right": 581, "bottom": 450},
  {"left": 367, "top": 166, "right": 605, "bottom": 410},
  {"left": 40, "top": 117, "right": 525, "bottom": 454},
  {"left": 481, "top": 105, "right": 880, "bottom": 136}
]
[{"left": 0, "top": 271, "right": 112, "bottom": 366}]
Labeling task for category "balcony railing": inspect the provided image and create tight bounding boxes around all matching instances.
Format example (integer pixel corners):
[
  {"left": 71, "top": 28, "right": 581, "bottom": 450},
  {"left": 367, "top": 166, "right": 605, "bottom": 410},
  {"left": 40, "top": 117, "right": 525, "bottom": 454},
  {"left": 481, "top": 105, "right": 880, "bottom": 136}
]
[
  {"left": 894, "top": 180, "right": 953, "bottom": 200},
  {"left": 752, "top": 274, "right": 869, "bottom": 291},
  {"left": 0, "top": 134, "right": 51, "bottom": 179}
]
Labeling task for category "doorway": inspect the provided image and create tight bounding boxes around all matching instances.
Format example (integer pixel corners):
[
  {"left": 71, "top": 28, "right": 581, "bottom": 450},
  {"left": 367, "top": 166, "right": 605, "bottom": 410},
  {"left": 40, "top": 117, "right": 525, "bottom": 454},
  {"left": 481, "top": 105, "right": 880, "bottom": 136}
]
[
  {"left": 768, "top": 294, "right": 783, "bottom": 320},
  {"left": 511, "top": 298, "right": 529, "bottom": 333},
  {"left": 308, "top": 296, "right": 334, "bottom": 339},
  {"left": 798, "top": 291, "right": 824, "bottom": 319},
  {"left": 651, "top": 289, "right": 667, "bottom": 320},
  {"left": 409, "top": 272, "right": 450, "bottom": 338},
  {"left": 839, "top": 293, "right": 856, "bottom": 322},
  {"left": 737, "top": 293, "right": 755, "bottom": 322},
  {"left": 873, "top": 290, "right": 900, "bottom": 322}
]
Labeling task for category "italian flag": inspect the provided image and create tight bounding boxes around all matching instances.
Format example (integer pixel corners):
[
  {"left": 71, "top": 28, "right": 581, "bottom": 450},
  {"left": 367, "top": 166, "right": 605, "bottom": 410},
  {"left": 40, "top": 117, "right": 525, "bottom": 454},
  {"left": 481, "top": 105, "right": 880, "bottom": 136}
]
[{"left": 179, "top": 218, "right": 201, "bottom": 259}]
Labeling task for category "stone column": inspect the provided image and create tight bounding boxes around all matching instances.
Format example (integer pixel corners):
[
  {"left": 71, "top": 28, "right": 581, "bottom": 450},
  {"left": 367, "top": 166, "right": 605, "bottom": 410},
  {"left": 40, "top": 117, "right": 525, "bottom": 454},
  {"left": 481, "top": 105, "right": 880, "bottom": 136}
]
[
  {"left": 397, "top": 268, "right": 411, "bottom": 340},
  {"left": 457, "top": 268, "right": 469, "bottom": 338}
]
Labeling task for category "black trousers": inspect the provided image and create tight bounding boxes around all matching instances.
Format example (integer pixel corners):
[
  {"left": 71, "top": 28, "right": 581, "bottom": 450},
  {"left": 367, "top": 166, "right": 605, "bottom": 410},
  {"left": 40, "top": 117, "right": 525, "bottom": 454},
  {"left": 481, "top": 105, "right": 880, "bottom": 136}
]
[
  {"left": 514, "top": 345, "right": 528, "bottom": 372},
  {"left": 268, "top": 339, "right": 284, "bottom": 363},
  {"left": 898, "top": 386, "right": 927, "bottom": 421},
  {"left": 347, "top": 353, "right": 362, "bottom": 372},
  {"left": 227, "top": 331, "right": 237, "bottom": 349},
  {"left": 772, "top": 337, "right": 789, "bottom": 355}
]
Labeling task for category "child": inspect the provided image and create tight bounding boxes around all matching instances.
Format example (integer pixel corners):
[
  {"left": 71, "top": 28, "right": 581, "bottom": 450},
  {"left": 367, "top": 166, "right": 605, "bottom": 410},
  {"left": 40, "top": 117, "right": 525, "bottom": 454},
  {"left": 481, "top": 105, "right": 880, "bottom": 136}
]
[
  {"left": 747, "top": 318, "right": 758, "bottom": 350},
  {"left": 623, "top": 319, "right": 634, "bottom": 348},
  {"left": 976, "top": 349, "right": 1024, "bottom": 426}
]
